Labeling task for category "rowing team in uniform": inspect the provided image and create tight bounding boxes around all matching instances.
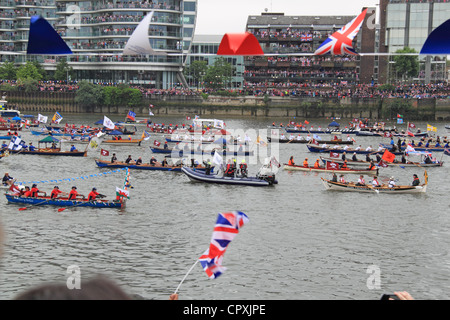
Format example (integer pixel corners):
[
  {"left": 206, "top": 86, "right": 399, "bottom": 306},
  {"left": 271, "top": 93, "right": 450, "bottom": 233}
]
[
  {"left": 330, "top": 173, "right": 421, "bottom": 187},
  {"left": 8, "top": 184, "right": 105, "bottom": 201}
]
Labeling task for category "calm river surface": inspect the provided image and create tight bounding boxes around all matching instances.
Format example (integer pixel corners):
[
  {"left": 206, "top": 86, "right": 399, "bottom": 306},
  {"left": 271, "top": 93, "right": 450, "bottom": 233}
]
[{"left": 0, "top": 114, "right": 449, "bottom": 300}]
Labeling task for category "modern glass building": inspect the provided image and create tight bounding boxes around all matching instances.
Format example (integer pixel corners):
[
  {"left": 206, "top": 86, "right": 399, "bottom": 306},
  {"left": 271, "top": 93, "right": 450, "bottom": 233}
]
[
  {"left": 384, "top": 0, "right": 449, "bottom": 83},
  {"left": 0, "top": 0, "right": 198, "bottom": 88}
]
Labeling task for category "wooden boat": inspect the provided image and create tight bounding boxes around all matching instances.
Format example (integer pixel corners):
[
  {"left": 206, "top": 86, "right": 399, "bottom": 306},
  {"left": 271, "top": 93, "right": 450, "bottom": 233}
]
[
  {"left": 319, "top": 156, "right": 444, "bottom": 168},
  {"left": 283, "top": 164, "right": 378, "bottom": 175},
  {"left": 321, "top": 177, "right": 427, "bottom": 194},
  {"left": 381, "top": 143, "right": 447, "bottom": 153},
  {"left": 94, "top": 158, "right": 212, "bottom": 172},
  {"left": 267, "top": 137, "right": 353, "bottom": 144},
  {"left": 284, "top": 128, "right": 357, "bottom": 134},
  {"left": 102, "top": 138, "right": 143, "bottom": 145},
  {"left": 306, "top": 144, "right": 403, "bottom": 155},
  {"left": 5, "top": 194, "right": 125, "bottom": 208},
  {"left": 0, "top": 123, "right": 22, "bottom": 131},
  {"left": 5, "top": 148, "right": 87, "bottom": 157},
  {"left": 150, "top": 146, "right": 254, "bottom": 157},
  {"left": 181, "top": 167, "right": 277, "bottom": 186}
]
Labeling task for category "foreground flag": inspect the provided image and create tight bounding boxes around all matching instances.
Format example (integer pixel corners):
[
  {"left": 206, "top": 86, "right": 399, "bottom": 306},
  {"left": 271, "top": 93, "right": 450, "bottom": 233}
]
[
  {"left": 141, "top": 130, "right": 151, "bottom": 141},
  {"left": 115, "top": 187, "right": 130, "bottom": 199},
  {"left": 154, "top": 140, "right": 161, "bottom": 147},
  {"left": 100, "top": 149, "right": 109, "bottom": 156},
  {"left": 52, "top": 111, "right": 63, "bottom": 124},
  {"left": 427, "top": 124, "right": 437, "bottom": 132},
  {"left": 198, "top": 211, "right": 249, "bottom": 279},
  {"left": 381, "top": 150, "right": 396, "bottom": 163},
  {"left": 127, "top": 110, "right": 136, "bottom": 121},
  {"left": 329, "top": 151, "right": 340, "bottom": 158},
  {"left": 406, "top": 144, "right": 415, "bottom": 153},
  {"left": 8, "top": 136, "right": 24, "bottom": 151},
  {"left": 103, "top": 116, "right": 115, "bottom": 129},
  {"left": 326, "top": 161, "right": 339, "bottom": 170},
  {"left": 314, "top": 9, "right": 367, "bottom": 55},
  {"left": 37, "top": 114, "right": 48, "bottom": 123}
]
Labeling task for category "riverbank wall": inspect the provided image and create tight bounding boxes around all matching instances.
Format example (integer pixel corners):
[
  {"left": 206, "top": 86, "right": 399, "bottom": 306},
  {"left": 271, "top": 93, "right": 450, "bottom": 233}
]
[{"left": 5, "top": 91, "right": 450, "bottom": 121}]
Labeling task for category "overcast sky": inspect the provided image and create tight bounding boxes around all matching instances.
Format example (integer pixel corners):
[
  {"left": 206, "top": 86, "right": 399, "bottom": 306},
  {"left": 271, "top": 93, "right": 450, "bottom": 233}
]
[{"left": 195, "top": 0, "right": 380, "bottom": 35}]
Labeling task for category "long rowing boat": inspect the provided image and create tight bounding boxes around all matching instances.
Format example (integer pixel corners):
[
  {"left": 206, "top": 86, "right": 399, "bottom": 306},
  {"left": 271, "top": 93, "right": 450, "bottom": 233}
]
[
  {"left": 283, "top": 164, "right": 378, "bottom": 175},
  {"left": 319, "top": 156, "right": 444, "bottom": 168},
  {"left": 181, "top": 167, "right": 277, "bottom": 186},
  {"left": 94, "top": 158, "right": 212, "bottom": 172},
  {"left": 321, "top": 178, "right": 427, "bottom": 194},
  {"left": 102, "top": 138, "right": 143, "bottom": 145},
  {"left": 267, "top": 137, "right": 353, "bottom": 144},
  {"left": 306, "top": 144, "right": 403, "bottom": 155},
  {"left": 5, "top": 194, "right": 125, "bottom": 208},
  {"left": 150, "top": 146, "right": 254, "bottom": 157},
  {"left": 2, "top": 148, "right": 87, "bottom": 157}
]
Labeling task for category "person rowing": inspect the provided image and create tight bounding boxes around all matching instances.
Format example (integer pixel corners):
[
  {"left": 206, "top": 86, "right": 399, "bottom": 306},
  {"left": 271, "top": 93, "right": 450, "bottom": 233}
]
[
  {"left": 68, "top": 186, "right": 84, "bottom": 200},
  {"left": 50, "top": 186, "right": 67, "bottom": 199}
]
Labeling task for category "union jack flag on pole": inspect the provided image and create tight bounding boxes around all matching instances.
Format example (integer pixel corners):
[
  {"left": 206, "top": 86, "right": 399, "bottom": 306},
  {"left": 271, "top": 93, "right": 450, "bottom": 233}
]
[
  {"left": 314, "top": 9, "right": 367, "bottom": 55},
  {"left": 198, "top": 211, "right": 249, "bottom": 279}
]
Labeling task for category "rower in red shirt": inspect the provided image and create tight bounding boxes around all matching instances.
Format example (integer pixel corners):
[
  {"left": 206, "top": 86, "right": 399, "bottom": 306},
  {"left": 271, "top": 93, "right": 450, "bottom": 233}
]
[
  {"left": 50, "top": 186, "right": 66, "bottom": 199},
  {"left": 22, "top": 186, "right": 32, "bottom": 197},
  {"left": 88, "top": 188, "right": 100, "bottom": 201},
  {"left": 68, "top": 186, "right": 80, "bottom": 200},
  {"left": 30, "top": 184, "right": 41, "bottom": 197}
]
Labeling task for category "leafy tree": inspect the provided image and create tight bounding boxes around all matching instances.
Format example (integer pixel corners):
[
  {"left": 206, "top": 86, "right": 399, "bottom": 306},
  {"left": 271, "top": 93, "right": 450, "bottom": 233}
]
[
  {"left": 75, "top": 81, "right": 104, "bottom": 111},
  {"left": 0, "top": 61, "right": 17, "bottom": 80},
  {"left": 16, "top": 61, "right": 43, "bottom": 81},
  {"left": 393, "top": 47, "right": 419, "bottom": 82},
  {"left": 203, "top": 58, "right": 234, "bottom": 90},
  {"left": 54, "top": 58, "right": 75, "bottom": 81},
  {"left": 184, "top": 60, "right": 208, "bottom": 89}
]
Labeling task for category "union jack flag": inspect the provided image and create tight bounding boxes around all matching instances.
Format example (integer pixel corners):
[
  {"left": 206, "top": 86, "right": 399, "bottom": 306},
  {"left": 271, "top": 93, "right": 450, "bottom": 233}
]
[
  {"left": 198, "top": 211, "right": 249, "bottom": 279},
  {"left": 314, "top": 9, "right": 367, "bottom": 55}
]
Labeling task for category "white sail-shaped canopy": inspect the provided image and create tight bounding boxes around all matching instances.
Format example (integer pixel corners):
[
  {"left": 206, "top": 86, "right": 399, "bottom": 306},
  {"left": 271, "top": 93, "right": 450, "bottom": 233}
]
[{"left": 123, "top": 12, "right": 166, "bottom": 55}]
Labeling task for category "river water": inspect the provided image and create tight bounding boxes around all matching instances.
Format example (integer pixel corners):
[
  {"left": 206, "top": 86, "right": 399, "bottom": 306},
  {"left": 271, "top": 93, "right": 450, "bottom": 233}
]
[{"left": 0, "top": 114, "right": 449, "bottom": 300}]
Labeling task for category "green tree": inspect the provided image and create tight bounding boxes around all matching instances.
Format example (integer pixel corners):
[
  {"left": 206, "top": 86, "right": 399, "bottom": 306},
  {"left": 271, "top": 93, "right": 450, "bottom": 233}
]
[
  {"left": 203, "top": 58, "right": 234, "bottom": 90},
  {"left": 16, "top": 61, "right": 43, "bottom": 81},
  {"left": 75, "top": 81, "right": 104, "bottom": 111},
  {"left": 54, "top": 58, "right": 75, "bottom": 81},
  {"left": 184, "top": 60, "right": 208, "bottom": 89},
  {"left": 393, "top": 47, "right": 419, "bottom": 82},
  {"left": 0, "top": 61, "right": 17, "bottom": 80}
]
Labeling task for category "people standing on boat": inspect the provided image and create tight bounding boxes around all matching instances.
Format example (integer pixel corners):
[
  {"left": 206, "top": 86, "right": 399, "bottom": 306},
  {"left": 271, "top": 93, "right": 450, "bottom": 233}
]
[
  {"left": 2, "top": 172, "right": 14, "bottom": 186},
  {"left": 412, "top": 174, "right": 420, "bottom": 186},
  {"left": 111, "top": 153, "right": 117, "bottom": 163},
  {"left": 239, "top": 159, "right": 248, "bottom": 178},
  {"left": 288, "top": 156, "right": 295, "bottom": 166},
  {"left": 203, "top": 159, "right": 212, "bottom": 175},
  {"left": 70, "top": 145, "right": 77, "bottom": 152},
  {"left": 331, "top": 173, "right": 338, "bottom": 182},
  {"left": 88, "top": 188, "right": 100, "bottom": 201},
  {"left": 388, "top": 177, "right": 396, "bottom": 188},
  {"left": 341, "top": 152, "right": 346, "bottom": 161},
  {"left": 224, "top": 159, "right": 236, "bottom": 177}
]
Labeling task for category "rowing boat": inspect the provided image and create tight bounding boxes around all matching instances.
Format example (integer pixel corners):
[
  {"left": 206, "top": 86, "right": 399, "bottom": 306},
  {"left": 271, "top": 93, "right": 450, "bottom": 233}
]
[
  {"left": 102, "top": 138, "right": 143, "bottom": 145},
  {"left": 94, "top": 159, "right": 212, "bottom": 172},
  {"left": 321, "top": 178, "right": 427, "bottom": 194},
  {"left": 5, "top": 194, "right": 125, "bottom": 208},
  {"left": 150, "top": 146, "right": 254, "bottom": 157},
  {"left": 283, "top": 164, "right": 378, "bottom": 175},
  {"left": 306, "top": 144, "right": 403, "bottom": 155},
  {"left": 267, "top": 137, "right": 353, "bottom": 144},
  {"left": 319, "top": 156, "right": 444, "bottom": 167},
  {"left": 181, "top": 167, "right": 277, "bottom": 186},
  {"left": 3, "top": 148, "right": 87, "bottom": 157}
]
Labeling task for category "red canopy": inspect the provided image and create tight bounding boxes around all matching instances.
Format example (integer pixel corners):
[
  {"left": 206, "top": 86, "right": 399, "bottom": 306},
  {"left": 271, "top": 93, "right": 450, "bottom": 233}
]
[{"left": 217, "top": 32, "right": 264, "bottom": 56}]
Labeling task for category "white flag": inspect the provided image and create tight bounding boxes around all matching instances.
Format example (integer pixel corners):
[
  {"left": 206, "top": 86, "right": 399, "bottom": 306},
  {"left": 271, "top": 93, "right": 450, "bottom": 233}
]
[
  {"left": 212, "top": 151, "right": 223, "bottom": 166},
  {"left": 87, "top": 136, "right": 102, "bottom": 151},
  {"left": 149, "top": 111, "right": 154, "bottom": 116},
  {"left": 103, "top": 116, "right": 115, "bottom": 130},
  {"left": 8, "top": 136, "right": 23, "bottom": 151},
  {"left": 37, "top": 114, "right": 48, "bottom": 123}
]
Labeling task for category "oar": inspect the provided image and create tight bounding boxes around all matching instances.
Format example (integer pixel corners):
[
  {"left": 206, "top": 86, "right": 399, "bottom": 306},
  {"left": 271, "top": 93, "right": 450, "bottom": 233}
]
[
  {"left": 57, "top": 199, "right": 90, "bottom": 212},
  {"left": 19, "top": 198, "right": 53, "bottom": 211}
]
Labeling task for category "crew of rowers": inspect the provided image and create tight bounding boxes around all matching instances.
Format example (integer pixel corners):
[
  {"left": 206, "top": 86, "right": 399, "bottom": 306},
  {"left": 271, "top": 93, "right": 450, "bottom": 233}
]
[
  {"left": 287, "top": 155, "right": 376, "bottom": 170},
  {"left": 8, "top": 183, "right": 104, "bottom": 201},
  {"left": 330, "top": 173, "right": 420, "bottom": 188}
]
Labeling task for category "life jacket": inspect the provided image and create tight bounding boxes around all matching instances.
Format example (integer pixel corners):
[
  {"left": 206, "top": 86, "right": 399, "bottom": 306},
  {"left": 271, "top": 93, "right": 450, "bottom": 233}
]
[
  {"left": 288, "top": 159, "right": 294, "bottom": 166},
  {"left": 30, "top": 187, "right": 39, "bottom": 197},
  {"left": 314, "top": 161, "right": 320, "bottom": 168},
  {"left": 303, "top": 160, "right": 308, "bottom": 167}
]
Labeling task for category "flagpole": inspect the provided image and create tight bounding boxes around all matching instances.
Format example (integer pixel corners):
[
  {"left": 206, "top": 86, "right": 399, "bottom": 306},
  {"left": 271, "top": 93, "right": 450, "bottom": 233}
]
[{"left": 174, "top": 260, "right": 199, "bottom": 295}]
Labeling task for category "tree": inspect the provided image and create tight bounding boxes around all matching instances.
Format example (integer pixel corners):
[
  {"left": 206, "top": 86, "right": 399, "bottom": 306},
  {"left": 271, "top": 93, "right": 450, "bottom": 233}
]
[
  {"left": 203, "top": 58, "right": 234, "bottom": 90},
  {"left": 393, "top": 47, "right": 419, "bottom": 82},
  {"left": 54, "top": 58, "right": 75, "bottom": 81},
  {"left": 16, "top": 61, "right": 43, "bottom": 81},
  {"left": 0, "top": 61, "right": 17, "bottom": 80},
  {"left": 75, "top": 81, "right": 104, "bottom": 111},
  {"left": 184, "top": 60, "right": 208, "bottom": 89}
]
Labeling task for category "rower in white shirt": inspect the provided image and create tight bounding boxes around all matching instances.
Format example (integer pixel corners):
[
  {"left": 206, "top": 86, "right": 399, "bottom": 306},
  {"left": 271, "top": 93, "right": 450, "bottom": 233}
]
[
  {"left": 355, "top": 145, "right": 362, "bottom": 151},
  {"left": 296, "top": 134, "right": 304, "bottom": 141},
  {"left": 343, "top": 145, "right": 350, "bottom": 151},
  {"left": 366, "top": 145, "right": 373, "bottom": 152},
  {"left": 289, "top": 134, "right": 294, "bottom": 140},
  {"left": 281, "top": 134, "right": 286, "bottom": 140},
  {"left": 306, "top": 135, "right": 311, "bottom": 141}
]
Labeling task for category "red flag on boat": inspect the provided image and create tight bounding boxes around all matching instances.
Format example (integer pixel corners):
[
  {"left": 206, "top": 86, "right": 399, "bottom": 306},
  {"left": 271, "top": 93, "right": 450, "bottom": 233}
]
[
  {"left": 100, "top": 149, "right": 109, "bottom": 156},
  {"left": 330, "top": 152, "right": 340, "bottom": 158},
  {"left": 381, "top": 150, "right": 396, "bottom": 163},
  {"left": 384, "top": 131, "right": 392, "bottom": 138},
  {"left": 154, "top": 140, "right": 161, "bottom": 147},
  {"left": 378, "top": 160, "right": 389, "bottom": 168},
  {"left": 406, "top": 131, "right": 415, "bottom": 137},
  {"left": 409, "top": 123, "right": 416, "bottom": 129},
  {"left": 326, "top": 161, "right": 340, "bottom": 170}
]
